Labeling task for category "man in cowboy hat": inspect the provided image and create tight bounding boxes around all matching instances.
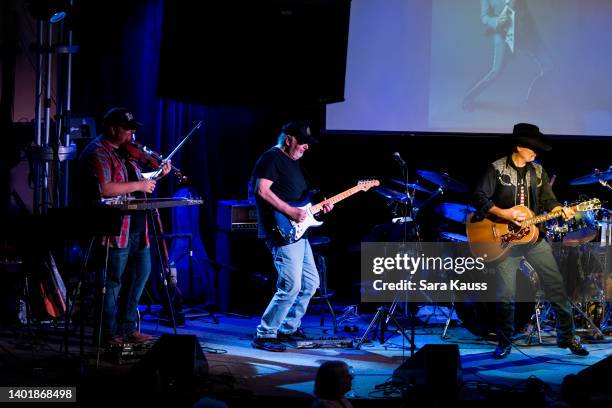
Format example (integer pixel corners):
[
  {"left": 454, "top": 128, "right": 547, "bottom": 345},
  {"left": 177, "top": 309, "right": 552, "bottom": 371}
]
[{"left": 473, "top": 123, "right": 588, "bottom": 359}]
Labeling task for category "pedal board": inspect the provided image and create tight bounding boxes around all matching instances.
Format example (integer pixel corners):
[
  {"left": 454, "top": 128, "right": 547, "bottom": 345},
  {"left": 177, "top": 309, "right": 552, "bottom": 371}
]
[{"left": 295, "top": 337, "right": 354, "bottom": 349}]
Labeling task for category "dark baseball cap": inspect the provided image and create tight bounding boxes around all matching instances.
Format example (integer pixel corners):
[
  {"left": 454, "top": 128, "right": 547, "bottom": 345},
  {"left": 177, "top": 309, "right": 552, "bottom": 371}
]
[
  {"left": 102, "top": 107, "right": 142, "bottom": 130},
  {"left": 282, "top": 121, "right": 318, "bottom": 145}
]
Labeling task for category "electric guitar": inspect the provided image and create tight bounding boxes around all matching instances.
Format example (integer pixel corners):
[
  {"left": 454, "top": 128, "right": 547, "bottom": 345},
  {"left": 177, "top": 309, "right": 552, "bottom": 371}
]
[
  {"left": 272, "top": 179, "right": 380, "bottom": 244},
  {"left": 466, "top": 199, "right": 601, "bottom": 262}
]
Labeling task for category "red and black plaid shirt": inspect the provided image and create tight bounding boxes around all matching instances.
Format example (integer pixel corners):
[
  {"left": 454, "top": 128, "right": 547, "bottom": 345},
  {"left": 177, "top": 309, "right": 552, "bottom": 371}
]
[{"left": 79, "top": 136, "right": 149, "bottom": 248}]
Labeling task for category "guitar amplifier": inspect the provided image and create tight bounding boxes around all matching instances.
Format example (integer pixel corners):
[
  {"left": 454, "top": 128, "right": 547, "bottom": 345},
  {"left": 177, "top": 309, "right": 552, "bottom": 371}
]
[
  {"left": 216, "top": 199, "right": 258, "bottom": 233},
  {"left": 215, "top": 199, "right": 270, "bottom": 313}
]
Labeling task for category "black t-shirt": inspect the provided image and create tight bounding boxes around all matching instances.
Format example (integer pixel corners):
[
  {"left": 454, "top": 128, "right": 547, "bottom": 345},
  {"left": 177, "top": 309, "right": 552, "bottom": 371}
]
[{"left": 251, "top": 147, "right": 308, "bottom": 240}]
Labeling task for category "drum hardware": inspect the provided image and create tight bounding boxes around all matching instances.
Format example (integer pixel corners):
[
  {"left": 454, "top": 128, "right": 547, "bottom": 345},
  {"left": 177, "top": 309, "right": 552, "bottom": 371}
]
[
  {"left": 435, "top": 203, "right": 476, "bottom": 224},
  {"left": 544, "top": 200, "right": 607, "bottom": 247},
  {"left": 441, "top": 300, "right": 455, "bottom": 339},
  {"left": 521, "top": 260, "right": 554, "bottom": 345},
  {"left": 372, "top": 186, "right": 411, "bottom": 204},
  {"left": 354, "top": 300, "right": 417, "bottom": 352},
  {"left": 438, "top": 232, "right": 468, "bottom": 243},
  {"left": 416, "top": 170, "right": 470, "bottom": 193},
  {"left": 390, "top": 179, "right": 433, "bottom": 194},
  {"left": 356, "top": 170, "right": 456, "bottom": 354},
  {"left": 555, "top": 244, "right": 609, "bottom": 338},
  {"left": 569, "top": 299, "right": 605, "bottom": 339}
]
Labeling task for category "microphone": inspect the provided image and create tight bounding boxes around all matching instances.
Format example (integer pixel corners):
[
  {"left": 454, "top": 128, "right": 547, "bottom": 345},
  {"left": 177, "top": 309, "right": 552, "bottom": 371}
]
[{"left": 392, "top": 152, "right": 407, "bottom": 168}]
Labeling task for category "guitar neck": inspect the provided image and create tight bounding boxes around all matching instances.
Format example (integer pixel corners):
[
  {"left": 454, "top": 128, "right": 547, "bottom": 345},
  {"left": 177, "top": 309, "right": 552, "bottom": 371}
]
[
  {"left": 521, "top": 204, "right": 578, "bottom": 228},
  {"left": 310, "top": 185, "right": 364, "bottom": 214}
]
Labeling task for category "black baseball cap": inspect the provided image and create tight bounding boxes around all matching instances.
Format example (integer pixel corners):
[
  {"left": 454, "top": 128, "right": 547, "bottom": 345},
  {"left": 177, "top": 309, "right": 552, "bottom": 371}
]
[
  {"left": 282, "top": 121, "right": 318, "bottom": 145},
  {"left": 102, "top": 107, "right": 142, "bottom": 130}
]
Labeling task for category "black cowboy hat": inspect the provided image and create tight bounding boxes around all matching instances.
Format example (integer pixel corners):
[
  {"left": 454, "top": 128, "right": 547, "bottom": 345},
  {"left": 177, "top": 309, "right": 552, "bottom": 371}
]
[{"left": 512, "top": 123, "right": 551, "bottom": 152}]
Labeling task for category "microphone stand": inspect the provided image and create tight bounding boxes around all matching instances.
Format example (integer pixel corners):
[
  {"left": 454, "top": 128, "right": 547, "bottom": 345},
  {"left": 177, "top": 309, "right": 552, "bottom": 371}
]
[
  {"left": 399, "top": 162, "right": 417, "bottom": 357},
  {"left": 356, "top": 157, "right": 417, "bottom": 355}
]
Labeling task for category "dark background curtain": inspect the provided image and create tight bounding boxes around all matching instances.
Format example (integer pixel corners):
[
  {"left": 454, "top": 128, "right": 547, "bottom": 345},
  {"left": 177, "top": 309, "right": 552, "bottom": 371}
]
[
  {"left": 3, "top": 0, "right": 609, "bottom": 305},
  {"left": 71, "top": 0, "right": 323, "bottom": 251}
]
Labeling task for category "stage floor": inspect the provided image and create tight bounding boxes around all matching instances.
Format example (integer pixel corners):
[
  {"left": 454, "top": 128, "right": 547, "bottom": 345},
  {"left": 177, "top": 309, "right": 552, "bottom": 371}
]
[
  {"left": 141, "top": 304, "right": 612, "bottom": 403},
  {"left": 1, "top": 304, "right": 611, "bottom": 406}
]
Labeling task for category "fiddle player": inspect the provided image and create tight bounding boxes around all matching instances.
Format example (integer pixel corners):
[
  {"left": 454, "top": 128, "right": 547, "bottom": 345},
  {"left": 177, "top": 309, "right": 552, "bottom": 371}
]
[{"left": 79, "top": 107, "right": 171, "bottom": 345}]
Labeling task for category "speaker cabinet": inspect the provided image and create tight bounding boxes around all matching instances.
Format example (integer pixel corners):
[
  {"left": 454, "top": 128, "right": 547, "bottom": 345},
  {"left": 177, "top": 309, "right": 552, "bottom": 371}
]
[
  {"left": 392, "top": 344, "right": 461, "bottom": 394},
  {"left": 215, "top": 230, "right": 273, "bottom": 313},
  {"left": 130, "top": 334, "right": 208, "bottom": 392}
]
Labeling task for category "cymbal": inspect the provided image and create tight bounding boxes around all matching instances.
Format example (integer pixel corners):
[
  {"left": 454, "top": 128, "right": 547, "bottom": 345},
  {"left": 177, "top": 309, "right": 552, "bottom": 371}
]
[
  {"left": 434, "top": 202, "right": 476, "bottom": 223},
  {"left": 569, "top": 166, "right": 612, "bottom": 185},
  {"left": 372, "top": 186, "right": 410, "bottom": 203},
  {"left": 417, "top": 170, "right": 469, "bottom": 193},
  {"left": 390, "top": 179, "right": 432, "bottom": 194},
  {"left": 372, "top": 187, "right": 423, "bottom": 207}
]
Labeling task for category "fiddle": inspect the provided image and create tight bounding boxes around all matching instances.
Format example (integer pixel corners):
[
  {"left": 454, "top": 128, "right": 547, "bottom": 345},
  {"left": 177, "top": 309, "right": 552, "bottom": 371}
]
[{"left": 122, "top": 139, "right": 189, "bottom": 183}]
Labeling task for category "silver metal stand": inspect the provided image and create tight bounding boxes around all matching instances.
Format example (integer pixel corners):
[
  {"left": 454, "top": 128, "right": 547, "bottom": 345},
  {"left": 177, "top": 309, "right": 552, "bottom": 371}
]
[{"left": 31, "top": 1, "right": 79, "bottom": 215}]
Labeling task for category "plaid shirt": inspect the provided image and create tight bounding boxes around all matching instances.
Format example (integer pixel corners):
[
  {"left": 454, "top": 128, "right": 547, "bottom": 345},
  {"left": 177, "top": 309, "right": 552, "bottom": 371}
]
[{"left": 79, "top": 136, "right": 149, "bottom": 248}]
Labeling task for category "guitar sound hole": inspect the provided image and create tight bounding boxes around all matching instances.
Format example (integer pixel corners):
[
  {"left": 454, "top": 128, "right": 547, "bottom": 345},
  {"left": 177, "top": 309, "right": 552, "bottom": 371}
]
[{"left": 508, "top": 224, "right": 521, "bottom": 233}]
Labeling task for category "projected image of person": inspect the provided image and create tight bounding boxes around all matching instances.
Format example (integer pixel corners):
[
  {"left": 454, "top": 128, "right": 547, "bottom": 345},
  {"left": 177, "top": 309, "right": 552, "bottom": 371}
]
[
  {"left": 462, "top": 0, "right": 548, "bottom": 112},
  {"left": 473, "top": 123, "right": 588, "bottom": 359}
]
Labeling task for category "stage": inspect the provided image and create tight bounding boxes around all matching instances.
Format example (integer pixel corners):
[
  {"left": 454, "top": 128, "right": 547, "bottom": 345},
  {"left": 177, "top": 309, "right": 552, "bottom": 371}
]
[{"left": 1, "top": 304, "right": 611, "bottom": 407}]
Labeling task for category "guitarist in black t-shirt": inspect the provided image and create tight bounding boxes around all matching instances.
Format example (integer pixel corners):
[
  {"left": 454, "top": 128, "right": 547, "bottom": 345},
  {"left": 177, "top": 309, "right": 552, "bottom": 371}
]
[{"left": 249, "top": 121, "right": 333, "bottom": 352}]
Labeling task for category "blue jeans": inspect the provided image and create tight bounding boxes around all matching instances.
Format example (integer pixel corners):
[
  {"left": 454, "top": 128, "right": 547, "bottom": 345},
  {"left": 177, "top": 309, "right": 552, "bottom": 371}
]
[
  {"left": 256, "top": 239, "right": 320, "bottom": 338},
  {"left": 495, "top": 239, "right": 574, "bottom": 344},
  {"left": 102, "top": 233, "right": 151, "bottom": 337}
]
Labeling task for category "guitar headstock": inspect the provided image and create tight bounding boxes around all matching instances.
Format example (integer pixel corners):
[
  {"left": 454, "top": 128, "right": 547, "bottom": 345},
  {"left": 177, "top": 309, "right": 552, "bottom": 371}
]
[
  {"left": 357, "top": 179, "right": 381, "bottom": 191},
  {"left": 575, "top": 198, "right": 601, "bottom": 212}
]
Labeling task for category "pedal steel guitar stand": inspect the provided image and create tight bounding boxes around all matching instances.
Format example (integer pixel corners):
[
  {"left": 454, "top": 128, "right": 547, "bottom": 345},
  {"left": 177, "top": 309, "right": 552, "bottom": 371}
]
[{"left": 97, "top": 197, "right": 203, "bottom": 365}]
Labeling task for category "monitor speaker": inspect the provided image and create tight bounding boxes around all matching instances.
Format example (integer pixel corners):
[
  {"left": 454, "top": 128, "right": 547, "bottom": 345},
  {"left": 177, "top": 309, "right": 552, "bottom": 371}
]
[
  {"left": 129, "top": 334, "right": 208, "bottom": 392},
  {"left": 392, "top": 344, "right": 461, "bottom": 394}
]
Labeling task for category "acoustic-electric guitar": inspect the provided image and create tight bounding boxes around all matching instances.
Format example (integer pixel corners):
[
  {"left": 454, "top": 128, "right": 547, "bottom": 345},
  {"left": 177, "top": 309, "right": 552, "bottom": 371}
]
[{"left": 466, "top": 199, "right": 601, "bottom": 262}]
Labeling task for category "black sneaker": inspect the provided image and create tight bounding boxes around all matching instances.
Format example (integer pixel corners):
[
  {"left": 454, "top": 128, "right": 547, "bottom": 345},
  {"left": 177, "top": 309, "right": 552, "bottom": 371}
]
[
  {"left": 251, "top": 337, "right": 286, "bottom": 352},
  {"left": 278, "top": 328, "right": 308, "bottom": 341},
  {"left": 558, "top": 338, "right": 589, "bottom": 356},
  {"left": 493, "top": 342, "right": 512, "bottom": 359}
]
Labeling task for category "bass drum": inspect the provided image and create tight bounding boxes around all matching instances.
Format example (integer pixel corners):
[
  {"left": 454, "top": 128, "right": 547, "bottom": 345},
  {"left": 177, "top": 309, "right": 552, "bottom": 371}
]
[
  {"left": 454, "top": 301, "right": 533, "bottom": 339},
  {"left": 454, "top": 260, "right": 536, "bottom": 339}
]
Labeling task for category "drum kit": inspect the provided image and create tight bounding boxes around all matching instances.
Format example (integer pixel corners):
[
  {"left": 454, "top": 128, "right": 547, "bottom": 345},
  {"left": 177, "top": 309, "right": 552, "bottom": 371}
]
[
  {"left": 549, "top": 168, "right": 612, "bottom": 338},
  {"left": 367, "top": 166, "right": 612, "bottom": 341},
  {"left": 371, "top": 169, "right": 472, "bottom": 243}
]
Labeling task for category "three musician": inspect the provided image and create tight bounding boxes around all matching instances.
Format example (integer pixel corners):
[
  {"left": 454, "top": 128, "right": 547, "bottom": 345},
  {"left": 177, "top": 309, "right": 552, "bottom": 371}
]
[
  {"left": 78, "top": 107, "right": 171, "bottom": 346},
  {"left": 473, "top": 123, "right": 588, "bottom": 358},
  {"left": 78, "top": 112, "right": 596, "bottom": 359}
]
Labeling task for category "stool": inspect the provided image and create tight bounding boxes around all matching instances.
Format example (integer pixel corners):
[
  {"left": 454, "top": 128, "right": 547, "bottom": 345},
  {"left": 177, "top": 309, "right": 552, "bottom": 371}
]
[{"left": 309, "top": 236, "right": 338, "bottom": 333}]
